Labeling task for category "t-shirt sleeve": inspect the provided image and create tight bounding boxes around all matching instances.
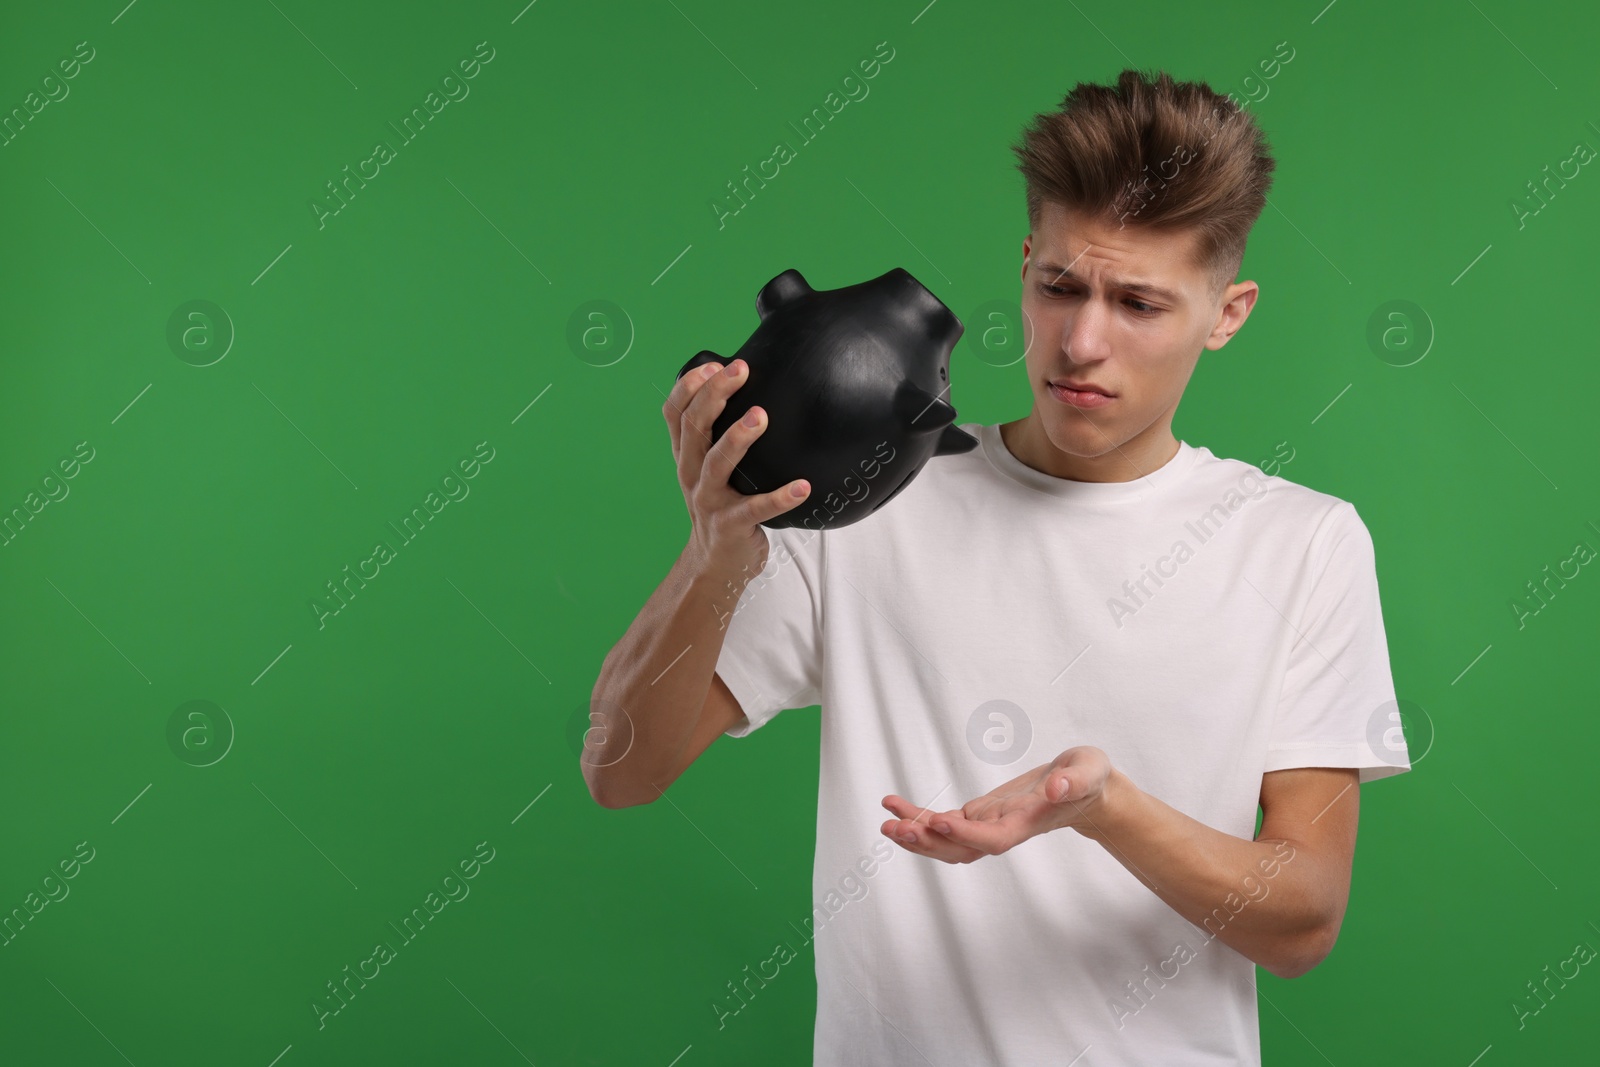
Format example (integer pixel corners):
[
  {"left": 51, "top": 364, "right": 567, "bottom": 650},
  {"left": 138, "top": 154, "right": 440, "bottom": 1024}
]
[
  {"left": 1264, "top": 500, "right": 1411, "bottom": 784},
  {"left": 714, "top": 523, "right": 824, "bottom": 738}
]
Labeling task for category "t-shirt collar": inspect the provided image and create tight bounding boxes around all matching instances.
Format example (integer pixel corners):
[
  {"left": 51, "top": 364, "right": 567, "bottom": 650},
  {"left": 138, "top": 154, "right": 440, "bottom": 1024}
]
[{"left": 974, "top": 422, "right": 1197, "bottom": 503}]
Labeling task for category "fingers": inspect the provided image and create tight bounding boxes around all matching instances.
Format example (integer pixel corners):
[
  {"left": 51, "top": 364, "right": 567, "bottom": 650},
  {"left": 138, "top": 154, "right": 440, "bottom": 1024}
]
[
  {"left": 881, "top": 794, "right": 954, "bottom": 842},
  {"left": 749, "top": 476, "right": 813, "bottom": 526},
  {"left": 881, "top": 794, "right": 1015, "bottom": 860},
  {"left": 700, "top": 402, "right": 812, "bottom": 523},
  {"left": 684, "top": 358, "right": 745, "bottom": 463},
  {"left": 699, "top": 396, "right": 760, "bottom": 492},
  {"left": 665, "top": 358, "right": 813, "bottom": 545},
  {"left": 662, "top": 361, "right": 723, "bottom": 467},
  {"left": 880, "top": 813, "right": 985, "bottom": 863},
  {"left": 668, "top": 358, "right": 750, "bottom": 491},
  {"left": 919, "top": 811, "right": 1015, "bottom": 856}
]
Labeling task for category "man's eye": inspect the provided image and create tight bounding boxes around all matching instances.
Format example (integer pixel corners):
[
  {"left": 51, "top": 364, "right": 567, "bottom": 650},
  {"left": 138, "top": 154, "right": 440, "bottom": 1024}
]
[{"left": 1036, "top": 282, "right": 1161, "bottom": 316}]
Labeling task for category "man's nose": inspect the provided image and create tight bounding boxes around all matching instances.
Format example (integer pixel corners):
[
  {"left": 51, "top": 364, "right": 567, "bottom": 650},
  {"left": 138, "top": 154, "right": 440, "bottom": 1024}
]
[{"left": 1062, "top": 300, "right": 1112, "bottom": 362}]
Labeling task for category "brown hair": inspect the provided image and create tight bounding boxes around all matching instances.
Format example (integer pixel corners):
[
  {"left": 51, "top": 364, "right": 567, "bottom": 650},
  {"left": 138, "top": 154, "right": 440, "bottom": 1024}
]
[{"left": 1011, "top": 68, "right": 1276, "bottom": 304}]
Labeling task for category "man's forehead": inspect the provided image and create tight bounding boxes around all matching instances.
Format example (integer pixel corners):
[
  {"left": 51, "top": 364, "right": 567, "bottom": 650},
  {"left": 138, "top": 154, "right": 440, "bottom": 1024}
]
[
  {"left": 1029, "top": 246, "right": 1191, "bottom": 305},
  {"left": 1030, "top": 213, "right": 1199, "bottom": 301}
]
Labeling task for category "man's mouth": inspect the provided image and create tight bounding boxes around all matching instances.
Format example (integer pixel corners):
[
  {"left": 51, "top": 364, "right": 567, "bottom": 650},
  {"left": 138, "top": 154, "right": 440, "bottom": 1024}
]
[{"left": 1048, "top": 380, "right": 1116, "bottom": 408}]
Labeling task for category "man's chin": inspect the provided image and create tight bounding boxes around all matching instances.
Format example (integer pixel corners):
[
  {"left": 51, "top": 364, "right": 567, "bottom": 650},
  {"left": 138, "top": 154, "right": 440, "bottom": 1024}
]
[{"left": 1041, "top": 415, "right": 1125, "bottom": 458}]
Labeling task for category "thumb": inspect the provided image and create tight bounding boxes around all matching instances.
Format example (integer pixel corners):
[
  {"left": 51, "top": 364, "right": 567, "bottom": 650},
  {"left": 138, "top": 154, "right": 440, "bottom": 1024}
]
[
  {"left": 1048, "top": 747, "right": 1103, "bottom": 803},
  {"left": 1049, "top": 771, "right": 1077, "bottom": 803}
]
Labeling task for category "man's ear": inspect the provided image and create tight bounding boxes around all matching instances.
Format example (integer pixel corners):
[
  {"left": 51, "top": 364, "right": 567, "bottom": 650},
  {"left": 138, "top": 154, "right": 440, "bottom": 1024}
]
[
  {"left": 1204, "top": 281, "right": 1260, "bottom": 351},
  {"left": 1020, "top": 236, "right": 1032, "bottom": 282}
]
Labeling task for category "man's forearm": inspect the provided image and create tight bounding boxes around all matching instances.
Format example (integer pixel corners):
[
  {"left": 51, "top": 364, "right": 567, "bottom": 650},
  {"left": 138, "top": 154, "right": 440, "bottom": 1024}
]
[
  {"left": 586, "top": 544, "right": 751, "bottom": 807},
  {"left": 1073, "top": 768, "right": 1336, "bottom": 978}
]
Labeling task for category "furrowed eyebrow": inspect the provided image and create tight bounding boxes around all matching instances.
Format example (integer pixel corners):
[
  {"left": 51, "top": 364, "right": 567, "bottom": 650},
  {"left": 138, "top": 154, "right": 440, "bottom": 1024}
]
[{"left": 1031, "top": 262, "right": 1182, "bottom": 305}]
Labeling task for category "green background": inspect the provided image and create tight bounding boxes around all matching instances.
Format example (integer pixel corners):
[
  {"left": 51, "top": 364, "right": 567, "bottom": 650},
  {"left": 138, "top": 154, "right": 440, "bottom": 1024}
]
[{"left": 2, "top": 0, "right": 1596, "bottom": 1063}]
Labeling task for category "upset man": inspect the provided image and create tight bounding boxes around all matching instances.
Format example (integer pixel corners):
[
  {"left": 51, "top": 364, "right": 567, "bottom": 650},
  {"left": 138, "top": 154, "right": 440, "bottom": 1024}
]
[{"left": 588, "top": 67, "right": 1411, "bottom": 1066}]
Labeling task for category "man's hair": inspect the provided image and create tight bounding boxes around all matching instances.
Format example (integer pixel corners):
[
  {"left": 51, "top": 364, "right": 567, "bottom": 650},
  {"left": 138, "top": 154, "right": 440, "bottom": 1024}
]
[{"left": 1010, "top": 68, "right": 1276, "bottom": 305}]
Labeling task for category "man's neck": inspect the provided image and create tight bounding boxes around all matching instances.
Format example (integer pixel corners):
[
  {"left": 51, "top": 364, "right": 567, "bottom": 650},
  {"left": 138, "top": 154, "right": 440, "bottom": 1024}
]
[{"left": 999, "top": 415, "right": 1180, "bottom": 484}]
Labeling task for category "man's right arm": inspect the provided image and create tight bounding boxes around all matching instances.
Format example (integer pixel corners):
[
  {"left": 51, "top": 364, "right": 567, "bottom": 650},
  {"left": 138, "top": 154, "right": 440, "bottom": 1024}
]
[
  {"left": 584, "top": 545, "right": 753, "bottom": 809},
  {"left": 584, "top": 353, "right": 812, "bottom": 809}
]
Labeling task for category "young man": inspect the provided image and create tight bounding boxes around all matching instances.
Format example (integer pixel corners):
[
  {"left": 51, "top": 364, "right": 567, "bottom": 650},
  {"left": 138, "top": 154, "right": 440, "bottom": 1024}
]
[{"left": 589, "top": 69, "right": 1411, "bottom": 1065}]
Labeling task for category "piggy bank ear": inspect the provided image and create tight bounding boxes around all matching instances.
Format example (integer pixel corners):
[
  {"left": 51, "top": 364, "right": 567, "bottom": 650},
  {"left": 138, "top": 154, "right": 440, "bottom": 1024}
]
[
  {"left": 895, "top": 381, "right": 958, "bottom": 433},
  {"left": 894, "top": 381, "right": 979, "bottom": 456},
  {"left": 756, "top": 269, "right": 813, "bottom": 319}
]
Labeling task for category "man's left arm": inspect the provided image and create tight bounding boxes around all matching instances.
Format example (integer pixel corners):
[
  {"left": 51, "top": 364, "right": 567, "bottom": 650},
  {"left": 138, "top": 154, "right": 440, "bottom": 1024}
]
[
  {"left": 1082, "top": 499, "right": 1397, "bottom": 977},
  {"left": 1077, "top": 762, "right": 1359, "bottom": 980},
  {"left": 883, "top": 754, "right": 1360, "bottom": 980}
]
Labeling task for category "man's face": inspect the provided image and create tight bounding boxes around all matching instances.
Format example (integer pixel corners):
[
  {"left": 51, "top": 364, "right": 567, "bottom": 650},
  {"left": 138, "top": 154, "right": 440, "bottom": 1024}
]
[{"left": 1017, "top": 201, "right": 1255, "bottom": 462}]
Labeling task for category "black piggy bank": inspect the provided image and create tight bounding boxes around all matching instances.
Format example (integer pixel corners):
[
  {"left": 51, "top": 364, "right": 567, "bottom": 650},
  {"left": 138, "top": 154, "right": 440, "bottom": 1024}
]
[{"left": 675, "top": 267, "right": 978, "bottom": 532}]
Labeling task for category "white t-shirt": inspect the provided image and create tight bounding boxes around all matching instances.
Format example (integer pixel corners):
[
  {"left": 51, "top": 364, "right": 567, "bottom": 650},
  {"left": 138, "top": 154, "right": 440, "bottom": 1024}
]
[{"left": 714, "top": 421, "right": 1410, "bottom": 1066}]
